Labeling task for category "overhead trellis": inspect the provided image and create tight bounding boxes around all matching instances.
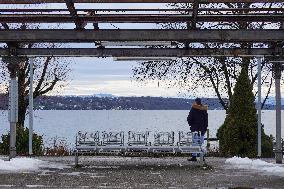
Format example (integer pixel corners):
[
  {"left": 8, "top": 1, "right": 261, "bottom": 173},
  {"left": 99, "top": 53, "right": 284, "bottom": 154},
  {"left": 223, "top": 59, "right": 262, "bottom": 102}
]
[{"left": 0, "top": 0, "right": 283, "bottom": 57}]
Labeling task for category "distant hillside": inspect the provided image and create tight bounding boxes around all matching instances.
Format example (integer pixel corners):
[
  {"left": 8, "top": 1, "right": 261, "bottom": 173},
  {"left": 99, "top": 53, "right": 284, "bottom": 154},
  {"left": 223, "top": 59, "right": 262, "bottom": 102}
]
[
  {"left": 0, "top": 94, "right": 280, "bottom": 110},
  {"left": 33, "top": 96, "right": 223, "bottom": 110},
  {"left": 0, "top": 94, "right": 222, "bottom": 110}
]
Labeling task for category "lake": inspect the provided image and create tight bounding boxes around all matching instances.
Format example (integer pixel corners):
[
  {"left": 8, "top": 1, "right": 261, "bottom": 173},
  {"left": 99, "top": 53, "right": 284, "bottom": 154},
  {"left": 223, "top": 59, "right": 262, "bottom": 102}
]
[{"left": 0, "top": 110, "right": 282, "bottom": 148}]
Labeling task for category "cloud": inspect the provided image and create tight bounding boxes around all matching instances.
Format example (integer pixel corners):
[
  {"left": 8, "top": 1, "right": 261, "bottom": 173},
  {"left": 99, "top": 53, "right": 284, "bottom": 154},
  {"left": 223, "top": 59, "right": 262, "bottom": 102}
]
[{"left": 60, "top": 79, "right": 180, "bottom": 97}]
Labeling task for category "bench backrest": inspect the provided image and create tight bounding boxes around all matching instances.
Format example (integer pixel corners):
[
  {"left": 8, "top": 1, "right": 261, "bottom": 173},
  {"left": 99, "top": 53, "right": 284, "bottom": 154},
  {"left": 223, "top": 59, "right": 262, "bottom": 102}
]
[
  {"left": 101, "top": 131, "right": 124, "bottom": 146},
  {"left": 154, "top": 131, "right": 174, "bottom": 146},
  {"left": 178, "top": 131, "right": 193, "bottom": 146},
  {"left": 75, "top": 131, "right": 204, "bottom": 147},
  {"left": 76, "top": 131, "right": 100, "bottom": 146},
  {"left": 128, "top": 131, "right": 150, "bottom": 146}
]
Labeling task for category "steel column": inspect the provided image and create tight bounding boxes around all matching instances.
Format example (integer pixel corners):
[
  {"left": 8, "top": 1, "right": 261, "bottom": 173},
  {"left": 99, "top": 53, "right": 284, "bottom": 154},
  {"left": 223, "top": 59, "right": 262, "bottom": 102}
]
[
  {"left": 273, "top": 61, "right": 283, "bottom": 164},
  {"left": 28, "top": 58, "right": 34, "bottom": 156},
  {"left": 6, "top": 57, "right": 19, "bottom": 160},
  {"left": 8, "top": 79, "right": 18, "bottom": 159},
  {"left": 257, "top": 56, "right": 262, "bottom": 157}
]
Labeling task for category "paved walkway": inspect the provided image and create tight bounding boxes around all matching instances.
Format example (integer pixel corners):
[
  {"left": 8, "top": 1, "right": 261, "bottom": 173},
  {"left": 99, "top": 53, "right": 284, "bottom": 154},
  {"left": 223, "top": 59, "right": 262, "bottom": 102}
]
[{"left": 0, "top": 156, "right": 283, "bottom": 188}]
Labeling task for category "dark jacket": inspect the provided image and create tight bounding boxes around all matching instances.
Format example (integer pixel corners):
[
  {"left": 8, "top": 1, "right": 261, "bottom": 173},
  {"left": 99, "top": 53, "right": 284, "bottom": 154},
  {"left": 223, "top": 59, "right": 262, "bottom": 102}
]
[{"left": 187, "top": 104, "right": 208, "bottom": 135}]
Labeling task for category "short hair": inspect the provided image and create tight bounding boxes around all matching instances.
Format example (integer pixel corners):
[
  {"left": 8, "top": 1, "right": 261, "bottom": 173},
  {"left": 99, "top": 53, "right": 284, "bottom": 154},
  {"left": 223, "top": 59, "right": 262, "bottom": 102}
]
[{"left": 195, "top": 98, "right": 202, "bottom": 105}]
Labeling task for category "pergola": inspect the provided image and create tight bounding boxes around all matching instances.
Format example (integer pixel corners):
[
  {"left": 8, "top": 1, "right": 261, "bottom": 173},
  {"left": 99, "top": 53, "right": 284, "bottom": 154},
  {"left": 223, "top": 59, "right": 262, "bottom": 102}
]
[{"left": 0, "top": 0, "right": 283, "bottom": 163}]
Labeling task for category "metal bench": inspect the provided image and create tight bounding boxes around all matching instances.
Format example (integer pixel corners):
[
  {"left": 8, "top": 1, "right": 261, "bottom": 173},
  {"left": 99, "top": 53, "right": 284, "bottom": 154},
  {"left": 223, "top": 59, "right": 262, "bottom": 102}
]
[
  {"left": 97, "top": 131, "right": 125, "bottom": 153},
  {"left": 273, "top": 138, "right": 284, "bottom": 154},
  {"left": 75, "top": 131, "right": 100, "bottom": 165},
  {"left": 75, "top": 131, "right": 100, "bottom": 151},
  {"left": 177, "top": 131, "right": 204, "bottom": 160},
  {"left": 150, "top": 131, "right": 176, "bottom": 153},
  {"left": 126, "top": 131, "right": 150, "bottom": 153},
  {"left": 74, "top": 130, "right": 205, "bottom": 166}
]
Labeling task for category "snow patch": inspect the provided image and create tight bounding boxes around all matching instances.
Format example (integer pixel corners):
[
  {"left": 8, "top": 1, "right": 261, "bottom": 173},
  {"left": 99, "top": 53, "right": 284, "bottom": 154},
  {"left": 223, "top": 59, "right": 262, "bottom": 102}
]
[
  {"left": 0, "top": 158, "right": 43, "bottom": 172},
  {"left": 0, "top": 157, "right": 69, "bottom": 172},
  {"left": 59, "top": 172, "right": 81, "bottom": 176},
  {"left": 150, "top": 172, "right": 161, "bottom": 175},
  {"left": 26, "top": 185, "right": 46, "bottom": 188},
  {"left": 226, "top": 156, "right": 284, "bottom": 177},
  {"left": 0, "top": 185, "right": 14, "bottom": 187},
  {"left": 89, "top": 165, "right": 119, "bottom": 169},
  {"left": 38, "top": 170, "right": 56, "bottom": 176}
]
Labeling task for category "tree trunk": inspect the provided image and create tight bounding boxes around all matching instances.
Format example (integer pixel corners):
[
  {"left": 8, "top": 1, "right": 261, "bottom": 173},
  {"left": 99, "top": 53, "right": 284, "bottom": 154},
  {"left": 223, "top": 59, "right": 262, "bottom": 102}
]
[{"left": 17, "top": 66, "right": 28, "bottom": 127}]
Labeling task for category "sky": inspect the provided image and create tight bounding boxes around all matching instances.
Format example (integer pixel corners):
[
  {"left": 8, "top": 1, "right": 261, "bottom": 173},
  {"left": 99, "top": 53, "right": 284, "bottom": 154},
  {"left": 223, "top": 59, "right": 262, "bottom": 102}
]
[{"left": 60, "top": 57, "right": 183, "bottom": 97}]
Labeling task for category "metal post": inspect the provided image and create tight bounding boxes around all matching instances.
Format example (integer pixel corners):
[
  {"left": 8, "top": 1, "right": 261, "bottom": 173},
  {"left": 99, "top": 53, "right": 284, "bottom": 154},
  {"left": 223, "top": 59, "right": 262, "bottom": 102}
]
[
  {"left": 257, "top": 57, "right": 262, "bottom": 157},
  {"left": 273, "top": 61, "right": 282, "bottom": 164},
  {"left": 206, "top": 129, "right": 210, "bottom": 150},
  {"left": 29, "top": 58, "right": 34, "bottom": 156},
  {"left": 6, "top": 57, "right": 19, "bottom": 160},
  {"left": 9, "top": 79, "right": 18, "bottom": 159}
]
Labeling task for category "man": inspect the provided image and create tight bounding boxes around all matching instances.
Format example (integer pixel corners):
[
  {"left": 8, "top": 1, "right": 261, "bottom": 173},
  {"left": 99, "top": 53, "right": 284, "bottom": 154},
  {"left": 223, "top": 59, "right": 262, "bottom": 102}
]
[{"left": 187, "top": 98, "right": 208, "bottom": 161}]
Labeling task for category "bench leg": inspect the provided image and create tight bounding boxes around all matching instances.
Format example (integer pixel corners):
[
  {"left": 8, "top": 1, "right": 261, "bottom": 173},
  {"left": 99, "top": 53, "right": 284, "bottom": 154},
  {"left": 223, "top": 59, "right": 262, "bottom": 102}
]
[
  {"left": 75, "top": 152, "right": 79, "bottom": 167},
  {"left": 200, "top": 152, "right": 205, "bottom": 165}
]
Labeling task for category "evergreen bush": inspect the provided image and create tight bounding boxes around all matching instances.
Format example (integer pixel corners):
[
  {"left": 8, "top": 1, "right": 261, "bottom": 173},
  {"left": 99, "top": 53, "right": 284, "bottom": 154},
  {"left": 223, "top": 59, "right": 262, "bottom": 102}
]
[
  {"left": 0, "top": 126, "right": 44, "bottom": 155},
  {"left": 217, "top": 65, "right": 273, "bottom": 158}
]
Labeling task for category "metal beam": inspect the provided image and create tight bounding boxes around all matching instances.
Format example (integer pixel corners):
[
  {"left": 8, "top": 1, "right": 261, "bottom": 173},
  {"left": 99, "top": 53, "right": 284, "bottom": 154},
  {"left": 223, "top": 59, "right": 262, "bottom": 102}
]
[
  {"left": 1, "top": 8, "right": 284, "bottom": 12},
  {"left": 0, "top": 0, "right": 283, "bottom": 4},
  {"left": 0, "top": 29, "right": 283, "bottom": 43},
  {"left": 1, "top": 14, "right": 284, "bottom": 23},
  {"left": 0, "top": 48, "right": 280, "bottom": 57},
  {"left": 0, "top": 14, "right": 196, "bottom": 23}
]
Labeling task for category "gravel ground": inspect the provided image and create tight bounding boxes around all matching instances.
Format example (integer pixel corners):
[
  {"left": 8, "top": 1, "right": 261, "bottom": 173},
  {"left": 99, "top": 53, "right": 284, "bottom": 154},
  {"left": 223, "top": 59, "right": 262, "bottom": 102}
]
[{"left": 0, "top": 156, "right": 283, "bottom": 189}]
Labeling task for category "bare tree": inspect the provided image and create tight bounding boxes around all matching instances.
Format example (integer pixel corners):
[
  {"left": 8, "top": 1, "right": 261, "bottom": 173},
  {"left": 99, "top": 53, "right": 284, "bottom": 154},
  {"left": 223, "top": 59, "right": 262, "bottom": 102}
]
[
  {"left": 0, "top": 23, "right": 71, "bottom": 127},
  {"left": 133, "top": 2, "right": 281, "bottom": 111}
]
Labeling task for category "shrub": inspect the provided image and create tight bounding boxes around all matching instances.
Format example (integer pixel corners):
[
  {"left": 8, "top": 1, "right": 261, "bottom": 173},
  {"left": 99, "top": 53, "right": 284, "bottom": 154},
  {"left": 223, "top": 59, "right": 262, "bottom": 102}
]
[
  {"left": 0, "top": 126, "right": 44, "bottom": 155},
  {"left": 45, "top": 137, "right": 70, "bottom": 156},
  {"left": 217, "top": 65, "right": 273, "bottom": 158}
]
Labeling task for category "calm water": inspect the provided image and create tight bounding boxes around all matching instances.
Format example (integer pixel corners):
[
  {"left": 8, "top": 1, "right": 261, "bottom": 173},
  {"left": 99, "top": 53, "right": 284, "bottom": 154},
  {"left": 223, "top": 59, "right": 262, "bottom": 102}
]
[{"left": 0, "top": 110, "right": 283, "bottom": 147}]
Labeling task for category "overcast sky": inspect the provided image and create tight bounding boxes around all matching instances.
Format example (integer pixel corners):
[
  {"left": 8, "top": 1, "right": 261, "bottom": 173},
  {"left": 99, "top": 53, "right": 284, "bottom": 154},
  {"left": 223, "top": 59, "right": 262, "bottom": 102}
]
[{"left": 59, "top": 57, "right": 184, "bottom": 97}]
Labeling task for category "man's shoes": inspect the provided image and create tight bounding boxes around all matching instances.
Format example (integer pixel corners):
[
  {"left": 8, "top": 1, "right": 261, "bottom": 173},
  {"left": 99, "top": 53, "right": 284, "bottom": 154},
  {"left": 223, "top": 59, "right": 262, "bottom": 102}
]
[{"left": 187, "top": 156, "right": 197, "bottom": 161}]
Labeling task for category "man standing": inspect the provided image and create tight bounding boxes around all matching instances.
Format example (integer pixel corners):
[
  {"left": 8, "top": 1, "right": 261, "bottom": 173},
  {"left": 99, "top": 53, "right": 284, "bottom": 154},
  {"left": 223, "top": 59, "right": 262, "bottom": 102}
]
[{"left": 187, "top": 98, "right": 208, "bottom": 161}]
